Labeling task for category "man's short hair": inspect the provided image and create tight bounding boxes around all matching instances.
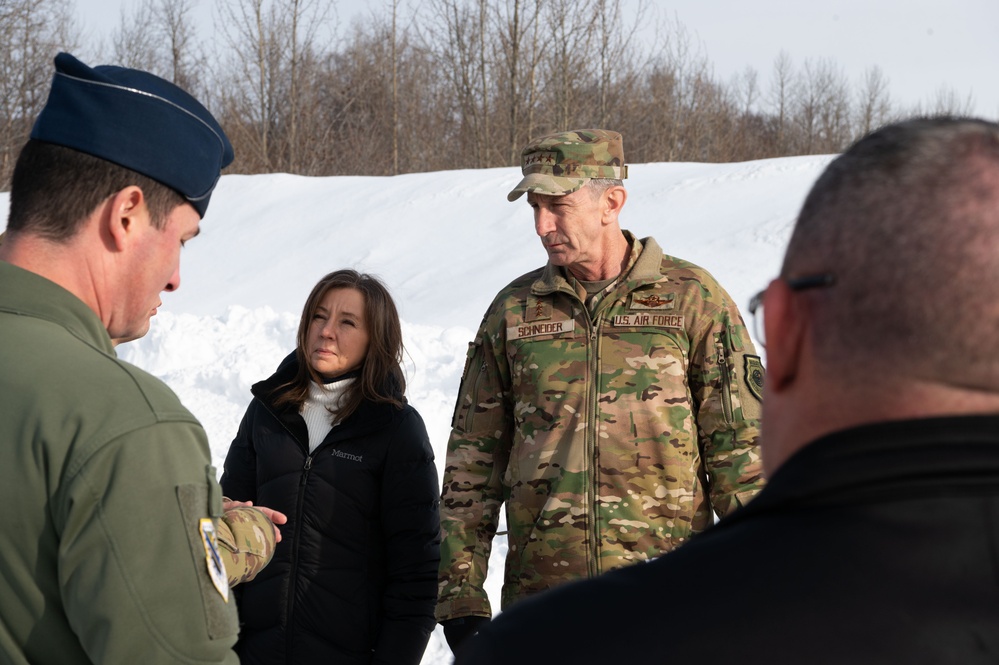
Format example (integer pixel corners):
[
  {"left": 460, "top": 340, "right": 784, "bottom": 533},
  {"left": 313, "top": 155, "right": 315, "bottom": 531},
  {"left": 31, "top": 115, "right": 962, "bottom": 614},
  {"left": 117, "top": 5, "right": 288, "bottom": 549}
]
[
  {"left": 585, "top": 178, "right": 625, "bottom": 199},
  {"left": 782, "top": 116, "right": 999, "bottom": 388},
  {"left": 7, "top": 140, "right": 186, "bottom": 241}
]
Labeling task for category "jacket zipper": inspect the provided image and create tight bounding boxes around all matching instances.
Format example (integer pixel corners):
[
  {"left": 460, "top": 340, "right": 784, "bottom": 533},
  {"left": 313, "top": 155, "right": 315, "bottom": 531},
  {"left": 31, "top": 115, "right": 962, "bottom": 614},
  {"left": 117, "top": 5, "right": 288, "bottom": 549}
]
[
  {"left": 587, "top": 318, "right": 600, "bottom": 577},
  {"left": 286, "top": 454, "right": 313, "bottom": 660},
  {"left": 256, "top": 399, "right": 314, "bottom": 663}
]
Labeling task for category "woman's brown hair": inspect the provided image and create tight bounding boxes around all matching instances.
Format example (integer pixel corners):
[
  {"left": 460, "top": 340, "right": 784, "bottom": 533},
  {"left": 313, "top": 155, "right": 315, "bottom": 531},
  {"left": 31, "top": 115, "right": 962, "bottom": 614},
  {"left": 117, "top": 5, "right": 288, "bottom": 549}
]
[{"left": 271, "top": 269, "right": 406, "bottom": 422}]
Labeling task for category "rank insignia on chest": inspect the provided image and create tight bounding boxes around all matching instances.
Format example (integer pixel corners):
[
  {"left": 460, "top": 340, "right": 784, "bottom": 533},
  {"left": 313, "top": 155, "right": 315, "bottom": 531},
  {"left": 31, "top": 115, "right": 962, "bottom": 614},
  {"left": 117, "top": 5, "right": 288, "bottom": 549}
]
[
  {"left": 525, "top": 296, "right": 552, "bottom": 322},
  {"left": 199, "top": 518, "right": 229, "bottom": 602},
  {"left": 629, "top": 292, "right": 675, "bottom": 310},
  {"left": 744, "top": 355, "right": 765, "bottom": 401}
]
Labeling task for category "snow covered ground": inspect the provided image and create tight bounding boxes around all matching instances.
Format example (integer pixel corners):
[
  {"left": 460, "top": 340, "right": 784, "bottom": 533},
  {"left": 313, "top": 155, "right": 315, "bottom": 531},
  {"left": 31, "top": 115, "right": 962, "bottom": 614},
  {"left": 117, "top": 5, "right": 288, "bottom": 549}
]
[{"left": 1, "top": 153, "right": 834, "bottom": 663}]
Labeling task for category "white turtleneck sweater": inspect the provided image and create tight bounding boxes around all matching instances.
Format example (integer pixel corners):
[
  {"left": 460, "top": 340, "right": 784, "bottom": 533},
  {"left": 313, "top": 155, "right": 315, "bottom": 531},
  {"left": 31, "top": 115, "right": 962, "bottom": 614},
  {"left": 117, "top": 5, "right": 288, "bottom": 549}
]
[{"left": 300, "top": 378, "right": 354, "bottom": 453}]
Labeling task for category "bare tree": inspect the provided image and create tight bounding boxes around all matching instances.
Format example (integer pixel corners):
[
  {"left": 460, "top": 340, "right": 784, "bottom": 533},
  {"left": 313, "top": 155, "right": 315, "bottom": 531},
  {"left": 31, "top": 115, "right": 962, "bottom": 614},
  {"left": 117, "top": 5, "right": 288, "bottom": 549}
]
[
  {"left": 215, "top": 0, "right": 331, "bottom": 173},
  {"left": 591, "top": 0, "right": 645, "bottom": 127},
  {"left": 855, "top": 65, "right": 892, "bottom": 137},
  {"left": 915, "top": 85, "right": 976, "bottom": 116},
  {"left": 110, "top": 0, "right": 201, "bottom": 92},
  {"left": 791, "top": 57, "right": 851, "bottom": 154},
  {"left": 540, "top": 0, "right": 599, "bottom": 130},
  {"left": 0, "top": 0, "right": 78, "bottom": 186},
  {"left": 110, "top": 0, "right": 158, "bottom": 72},
  {"left": 390, "top": 0, "right": 399, "bottom": 174},
  {"left": 419, "top": 0, "right": 494, "bottom": 167},
  {"left": 766, "top": 50, "right": 794, "bottom": 155},
  {"left": 154, "top": 0, "right": 201, "bottom": 92},
  {"left": 491, "top": 0, "right": 544, "bottom": 163}
]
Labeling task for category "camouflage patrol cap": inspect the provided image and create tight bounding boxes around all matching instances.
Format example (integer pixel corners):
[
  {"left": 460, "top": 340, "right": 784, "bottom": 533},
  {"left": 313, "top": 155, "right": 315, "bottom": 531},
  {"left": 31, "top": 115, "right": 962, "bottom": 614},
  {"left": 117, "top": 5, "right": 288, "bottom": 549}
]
[{"left": 507, "top": 129, "right": 627, "bottom": 201}]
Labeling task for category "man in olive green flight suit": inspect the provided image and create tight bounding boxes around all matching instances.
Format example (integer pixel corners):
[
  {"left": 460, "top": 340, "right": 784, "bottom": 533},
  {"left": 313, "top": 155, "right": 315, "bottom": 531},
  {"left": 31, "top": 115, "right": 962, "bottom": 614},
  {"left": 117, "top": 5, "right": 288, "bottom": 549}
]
[
  {"left": 0, "top": 53, "right": 279, "bottom": 665},
  {"left": 0, "top": 231, "right": 281, "bottom": 590}
]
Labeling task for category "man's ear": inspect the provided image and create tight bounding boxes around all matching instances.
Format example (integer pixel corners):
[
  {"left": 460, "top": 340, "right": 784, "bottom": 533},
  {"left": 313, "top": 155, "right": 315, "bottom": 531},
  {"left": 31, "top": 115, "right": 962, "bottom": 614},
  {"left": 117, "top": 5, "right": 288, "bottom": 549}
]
[
  {"left": 105, "top": 186, "right": 147, "bottom": 251},
  {"left": 763, "top": 278, "right": 806, "bottom": 393},
  {"left": 601, "top": 185, "right": 627, "bottom": 225}
]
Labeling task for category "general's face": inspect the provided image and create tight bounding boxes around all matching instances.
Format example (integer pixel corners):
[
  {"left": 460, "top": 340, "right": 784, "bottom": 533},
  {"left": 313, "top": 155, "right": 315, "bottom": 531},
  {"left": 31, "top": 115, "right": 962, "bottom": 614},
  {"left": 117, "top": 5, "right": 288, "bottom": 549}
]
[
  {"left": 527, "top": 187, "right": 605, "bottom": 270},
  {"left": 307, "top": 287, "right": 370, "bottom": 379},
  {"left": 114, "top": 202, "right": 200, "bottom": 342}
]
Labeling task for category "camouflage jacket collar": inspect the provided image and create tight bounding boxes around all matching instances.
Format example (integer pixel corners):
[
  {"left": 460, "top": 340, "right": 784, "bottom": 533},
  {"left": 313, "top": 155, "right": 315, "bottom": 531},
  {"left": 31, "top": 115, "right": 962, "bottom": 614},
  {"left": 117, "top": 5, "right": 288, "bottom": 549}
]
[{"left": 531, "top": 230, "right": 667, "bottom": 301}]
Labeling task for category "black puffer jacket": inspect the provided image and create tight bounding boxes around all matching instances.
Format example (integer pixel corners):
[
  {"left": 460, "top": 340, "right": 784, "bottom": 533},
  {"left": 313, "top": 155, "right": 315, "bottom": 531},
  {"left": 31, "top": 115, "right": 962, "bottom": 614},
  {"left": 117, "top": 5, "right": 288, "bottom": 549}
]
[{"left": 220, "top": 355, "right": 440, "bottom": 664}]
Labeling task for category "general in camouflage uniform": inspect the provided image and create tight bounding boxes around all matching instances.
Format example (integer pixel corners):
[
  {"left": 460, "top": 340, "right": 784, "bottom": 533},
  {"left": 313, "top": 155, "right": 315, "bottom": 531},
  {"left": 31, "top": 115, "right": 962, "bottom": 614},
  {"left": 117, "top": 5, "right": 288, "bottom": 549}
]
[{"left": 437, "top": 129, "right": 765, "bottom": 652}]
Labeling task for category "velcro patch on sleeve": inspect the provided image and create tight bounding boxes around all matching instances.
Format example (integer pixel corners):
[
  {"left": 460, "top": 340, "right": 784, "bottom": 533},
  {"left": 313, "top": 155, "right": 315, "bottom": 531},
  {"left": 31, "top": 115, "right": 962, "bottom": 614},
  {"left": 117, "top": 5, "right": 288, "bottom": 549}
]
[{"left": 743, "top": 355, "right": 765, "bottom": 402}]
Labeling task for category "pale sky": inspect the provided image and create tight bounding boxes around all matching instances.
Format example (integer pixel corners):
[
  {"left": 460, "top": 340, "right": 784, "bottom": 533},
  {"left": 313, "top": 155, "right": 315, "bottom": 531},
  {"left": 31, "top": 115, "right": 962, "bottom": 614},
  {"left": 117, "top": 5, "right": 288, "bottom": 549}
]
[{"left": 73, "top": 0, "right": 999, "bottom": 119}]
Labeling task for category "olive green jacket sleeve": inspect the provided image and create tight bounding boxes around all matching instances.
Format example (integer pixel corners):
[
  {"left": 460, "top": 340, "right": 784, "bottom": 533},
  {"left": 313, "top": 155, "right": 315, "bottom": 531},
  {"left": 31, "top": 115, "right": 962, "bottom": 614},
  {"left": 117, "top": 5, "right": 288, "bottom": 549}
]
[
  {"left": 56, "top": 422, "right": 240, "bottom": 664},
  {"left": 0, "top": 261, "right": 240, "bottom": 665}
]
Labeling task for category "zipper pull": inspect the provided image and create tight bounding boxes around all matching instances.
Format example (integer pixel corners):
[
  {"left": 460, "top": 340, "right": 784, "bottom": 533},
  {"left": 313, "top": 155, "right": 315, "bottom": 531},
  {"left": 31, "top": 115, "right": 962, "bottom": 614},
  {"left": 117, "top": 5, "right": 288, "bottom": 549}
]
[{"left": 304, "top": 456, "right": 313, "bottom": 471}]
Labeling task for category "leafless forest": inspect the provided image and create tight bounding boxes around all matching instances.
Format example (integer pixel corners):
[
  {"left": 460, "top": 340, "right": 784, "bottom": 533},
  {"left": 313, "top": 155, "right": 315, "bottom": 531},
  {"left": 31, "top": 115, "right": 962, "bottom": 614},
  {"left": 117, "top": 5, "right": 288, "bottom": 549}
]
[{"left": 0, "top": 0, "right": 982, "bottom": 187}]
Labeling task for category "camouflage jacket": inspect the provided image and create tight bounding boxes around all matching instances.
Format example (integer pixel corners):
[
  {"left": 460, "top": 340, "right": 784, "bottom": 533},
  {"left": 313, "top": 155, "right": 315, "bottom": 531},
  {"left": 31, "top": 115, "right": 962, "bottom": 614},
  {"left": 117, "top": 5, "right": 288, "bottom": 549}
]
[
  {"left": 437, "top": 232, "right": 765, "bottom": 621},
  {"left": 217, "top": 506, "right": 276, "bottom": 586}
]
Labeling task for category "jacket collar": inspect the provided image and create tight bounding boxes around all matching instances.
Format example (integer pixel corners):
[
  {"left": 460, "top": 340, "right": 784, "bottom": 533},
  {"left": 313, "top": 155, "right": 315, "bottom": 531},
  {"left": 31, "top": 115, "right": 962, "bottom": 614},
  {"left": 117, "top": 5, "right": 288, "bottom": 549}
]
[
  {"left": 251, "top": 351, "right": 403, "bottom": 447},
  {"left": 530, "top": 231, "right": 665, "bottom": 300},
  {"left": 718, "top": 415, "right": 999, "bottom": 527},
  {"left": 0, "top": 261, "right": 114, "bottom": 356}
]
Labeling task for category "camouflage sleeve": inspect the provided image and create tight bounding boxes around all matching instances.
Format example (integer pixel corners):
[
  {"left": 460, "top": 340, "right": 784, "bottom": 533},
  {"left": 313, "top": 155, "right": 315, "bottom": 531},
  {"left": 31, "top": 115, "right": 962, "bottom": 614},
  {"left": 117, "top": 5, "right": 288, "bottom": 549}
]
[
  {"left": 216, "top": 506, "right": 276, "bottom": 586},
  {"left": 436, "top": 313, "right": 513, "bottom": 622},
  {"left": 688, "top": 293, "right": 766, "bottom": 519}
]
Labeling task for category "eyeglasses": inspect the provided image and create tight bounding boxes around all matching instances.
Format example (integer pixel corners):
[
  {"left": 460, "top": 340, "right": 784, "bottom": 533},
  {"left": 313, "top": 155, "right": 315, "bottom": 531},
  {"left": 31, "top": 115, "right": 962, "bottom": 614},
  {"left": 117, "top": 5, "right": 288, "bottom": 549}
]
[{"left": 748, "top": 273, "right": 836, "bottom": 348}]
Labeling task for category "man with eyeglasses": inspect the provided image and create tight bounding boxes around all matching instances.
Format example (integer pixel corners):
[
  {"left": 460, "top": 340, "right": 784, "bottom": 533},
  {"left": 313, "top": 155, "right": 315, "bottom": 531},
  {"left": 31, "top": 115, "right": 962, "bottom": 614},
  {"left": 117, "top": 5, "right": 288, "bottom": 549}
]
[{"left": 455, "top": 116, "right": 999, "bottom": 664}]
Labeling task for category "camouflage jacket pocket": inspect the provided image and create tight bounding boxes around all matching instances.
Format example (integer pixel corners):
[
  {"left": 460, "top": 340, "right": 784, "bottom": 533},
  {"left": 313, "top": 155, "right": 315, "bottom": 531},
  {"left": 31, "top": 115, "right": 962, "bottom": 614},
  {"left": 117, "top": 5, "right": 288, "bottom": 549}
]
[{"left": 452, "top": 338, "right": 487, "bottom": 433}]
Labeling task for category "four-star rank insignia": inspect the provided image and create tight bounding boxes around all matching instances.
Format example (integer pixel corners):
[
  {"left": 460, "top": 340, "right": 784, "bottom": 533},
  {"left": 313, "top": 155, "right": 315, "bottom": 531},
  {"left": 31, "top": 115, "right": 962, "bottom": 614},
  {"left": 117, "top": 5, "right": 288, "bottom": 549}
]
[
  {"left": 525, "top": 296, "right": 552, "bottom": 322},
  {"left": 744, "top": 355, "right": 765, "bottom": 401}
]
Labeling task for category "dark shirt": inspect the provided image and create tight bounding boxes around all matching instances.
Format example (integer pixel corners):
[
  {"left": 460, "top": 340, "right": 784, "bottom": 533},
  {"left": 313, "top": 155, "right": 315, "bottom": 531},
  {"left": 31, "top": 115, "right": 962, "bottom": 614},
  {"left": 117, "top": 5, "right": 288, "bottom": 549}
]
[{"left": 460, "top": 415, "right": 999, "bottom": 664}]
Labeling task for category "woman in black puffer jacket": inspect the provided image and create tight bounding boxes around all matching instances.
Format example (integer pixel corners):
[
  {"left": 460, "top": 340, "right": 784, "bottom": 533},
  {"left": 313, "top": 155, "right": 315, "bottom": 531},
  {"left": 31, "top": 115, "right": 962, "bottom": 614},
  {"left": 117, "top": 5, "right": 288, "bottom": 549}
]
[{"left": 221, "top": 270, "right": 440, "bottom": 664}]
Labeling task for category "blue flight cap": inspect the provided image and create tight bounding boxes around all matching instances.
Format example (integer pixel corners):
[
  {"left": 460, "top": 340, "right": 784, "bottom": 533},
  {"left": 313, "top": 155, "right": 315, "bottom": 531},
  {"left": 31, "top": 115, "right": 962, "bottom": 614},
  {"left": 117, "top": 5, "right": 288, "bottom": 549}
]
[{"left": 30, "top": 52, "right": 234, "bottom": 218}]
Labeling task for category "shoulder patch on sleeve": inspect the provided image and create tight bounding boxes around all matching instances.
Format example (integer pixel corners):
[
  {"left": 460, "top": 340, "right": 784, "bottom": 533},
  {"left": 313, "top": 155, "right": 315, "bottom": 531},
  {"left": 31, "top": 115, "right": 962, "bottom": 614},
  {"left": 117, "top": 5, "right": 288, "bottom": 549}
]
[
  {"left": 199, "top": 518, "right": 229, "bottom": 603},
  {"left": 743, "top": 355, "right": 765, "bottom": 402}
]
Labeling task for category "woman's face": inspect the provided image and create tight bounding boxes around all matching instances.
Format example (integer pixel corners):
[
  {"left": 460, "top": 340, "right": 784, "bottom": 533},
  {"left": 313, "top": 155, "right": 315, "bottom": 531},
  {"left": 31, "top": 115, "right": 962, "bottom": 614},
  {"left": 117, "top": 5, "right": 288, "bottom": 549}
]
[{"left": 306, "top": 287, "right": 370, "bottom": 379}]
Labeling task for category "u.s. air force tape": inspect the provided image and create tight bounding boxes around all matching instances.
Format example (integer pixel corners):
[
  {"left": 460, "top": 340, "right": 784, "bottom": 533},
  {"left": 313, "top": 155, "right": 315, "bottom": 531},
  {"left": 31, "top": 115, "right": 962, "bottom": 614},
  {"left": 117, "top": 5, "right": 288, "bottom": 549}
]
[{"left": 612, "top": 313, "right": 685, "bottom": 328}]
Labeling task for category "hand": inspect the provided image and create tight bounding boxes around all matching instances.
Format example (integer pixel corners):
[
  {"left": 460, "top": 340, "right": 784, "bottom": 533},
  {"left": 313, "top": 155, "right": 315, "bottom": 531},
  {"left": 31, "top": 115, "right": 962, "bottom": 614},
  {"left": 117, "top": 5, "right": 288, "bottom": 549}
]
[
  {"left": 223, "top": 499, "right": 288, "bottom": 543},
  {"left": 442, "top": 616, "right": 490, "bottom": 655}
]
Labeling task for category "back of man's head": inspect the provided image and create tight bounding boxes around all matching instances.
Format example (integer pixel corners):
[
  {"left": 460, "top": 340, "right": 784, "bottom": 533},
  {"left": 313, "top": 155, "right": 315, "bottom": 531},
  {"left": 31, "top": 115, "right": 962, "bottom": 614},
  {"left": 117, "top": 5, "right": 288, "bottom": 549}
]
[{"left": 782, "top": 117, "right": 999, "bottom": 391}]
